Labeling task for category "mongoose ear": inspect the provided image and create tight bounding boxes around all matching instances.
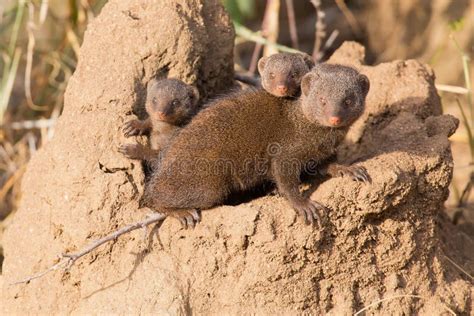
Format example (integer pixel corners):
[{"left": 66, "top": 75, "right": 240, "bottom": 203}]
[
  {"left": 300, "top": 53, "right": 315, "bottom": 70},
  {"left": 257, "top": 56, "right": 268, "bottom": 75},
  {"left": 301, "top": 73, "right": 315, "bottom": 96},
  {"left": 147, "top": 78, "right": 160, "bottom": 91},
  {"left": 358, "top": 74, "right": 370, "bottom": 97},
  {"left": 189, "top": 86, "right": 200, "bottom": 106}
]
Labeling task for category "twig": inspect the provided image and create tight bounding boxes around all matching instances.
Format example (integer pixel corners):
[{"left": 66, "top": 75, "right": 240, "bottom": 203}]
[
  {"left": 457, "top": 171, "right": 474, "bottom": 208},
  {"left": 235, "top": 23, "right": 301, "bottom": 55},
  {"left": 27, "top": 132, "right": 37, "bottom": 153},
  {"left": 0, "top": 165, "right": 26, "bottom": 201},
  {"left": 436, "top": 84, "right": 469, "bottom": 95},
  {"left": 11, "top": 212, "right": 166, "bottom": 285},
  {"left": 248, "top": 0, "right": 273, "bottom": 74},
  {"left": 25, "top": 2, "right": 48, "bottom": 111},
  {"left": 285, "top": 0, "right": 299, "bottom": 49},
  {"left": 66, "top": 27, "right": 81, "bottom": 59},
  {"left": 10, "top": 259, "right": 70, "bottom": 285},
  {"left": 248, "top": 43, "right": 263, "bottom": 75},
  {"left": 315, "top": 29, "right": 339, "bottom": 62},
  {"left": 353, "top": 294, "right": 456, "bottom": 316},
  {"left": 1, "top": 118, "right": 57, "bottom": 130},
  {"left": 449, "top": 33, "right": 472, "bottom": 130},
  {"left": 334, "top": 0, "right": 362, "bottom": 37},
  {"left": 455, "top": 98, "right": 474, "bottom": 162},
  {"left": 39, "top": 0, "right": 49, "bottom": 24},
  {"left": 443, "top": 255, "right": 474, "bottom": 282},
  {"left": 310, "top": 0, "right": 326, "bottom": 61},
  {"left": 263, "top": 0, "right": 280, "bottom": 57},
  {"left": 323, "top": 29, "right": 339, "bottom": 51}
]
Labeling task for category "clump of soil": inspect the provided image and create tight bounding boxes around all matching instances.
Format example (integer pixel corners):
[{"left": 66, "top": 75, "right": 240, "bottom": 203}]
[{"left": 1, "top": 2, "right": 472, "bottom": 315}]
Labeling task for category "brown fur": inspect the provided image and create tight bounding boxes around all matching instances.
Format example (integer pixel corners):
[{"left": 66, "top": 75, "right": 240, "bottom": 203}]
[
  {"left": 142, "top": 64, "right": 370, "bottom": 228},
  {"left": 258, "top": 52, "right": 314, "bottom": 98}
]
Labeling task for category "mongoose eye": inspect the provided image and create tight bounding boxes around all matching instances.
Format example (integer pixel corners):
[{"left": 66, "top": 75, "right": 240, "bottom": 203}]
[
  {"left": 344, "top": 98, "right": 353, "bottom": 106},
  {"left": 172, "top": 99, "right": 180, "bottom": 107},
  {"left": 291, "top": 72, "right": 298, "bottom": 78},
  {"left": 269, "top": 72, "right": 275, "bottom": 79},
  {"left": 319, "top": 97, "right": 326, "bottom": 105},
  {"left": 152, "top": 97, "right": 157, "bottom": 104}
]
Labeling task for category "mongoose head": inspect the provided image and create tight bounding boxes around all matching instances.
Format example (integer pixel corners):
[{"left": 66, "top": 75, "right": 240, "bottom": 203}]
[
  {"left": 300, "top": 64, "right": 370, "bottom": 128},
  {"left": 258, "top": 52, "right": 315, "bottom": 97},
  {"left": 145, "top": 78, "right": 200, "bottom": 126}
]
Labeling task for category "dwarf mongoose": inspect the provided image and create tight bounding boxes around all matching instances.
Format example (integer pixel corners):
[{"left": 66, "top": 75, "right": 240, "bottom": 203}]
[
  {"left": 258, "top": 52, "right": 315, "bottom": 97},
  {"left": 119, "top": 78, "right": 199, "bottom": 163},
  {"left": 141, "top": 64, "right": 370, "bottom": 228}
]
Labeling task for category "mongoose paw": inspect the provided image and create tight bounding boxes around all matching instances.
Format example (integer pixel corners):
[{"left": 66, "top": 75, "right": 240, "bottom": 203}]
[
  {"left": 123, "top": 120, "right": 148, "bottom": 137},
  {"left": 293, "top": 200, "right": 327, "bottom": 227},
  {"left": 337, "top": 165, "right": 371, "bottom": 183},
  {"left": 174, "top": 209, "right": 201, "bottom": 229},
  {"left": 118, "top": 144, "right": 142, "bottom": 160}
]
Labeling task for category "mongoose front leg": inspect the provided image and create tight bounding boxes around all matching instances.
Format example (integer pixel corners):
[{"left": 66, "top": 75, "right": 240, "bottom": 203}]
[
  {"left": 324, "top": 163, "right": 371, "bottom": 183},
  {"left": 119, "top": 143, "right": 160, "bottom": 161},
  {"left": 272, "top": 161, "right": 326, "bottom": 226},
  {"left": 122, "top": 118, "right": 152, "bottom": 137}
]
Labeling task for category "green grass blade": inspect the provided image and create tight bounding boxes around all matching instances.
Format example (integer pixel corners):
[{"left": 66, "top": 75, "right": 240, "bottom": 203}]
[
  {"left": 456, "top": 98, "right": 474, "bottom": 162},
  {"left": 0, "top": 48, "right": 21, "bottom": 124},
  {"left": 8, "top": 0, "right": 26, "bottom": 57}
]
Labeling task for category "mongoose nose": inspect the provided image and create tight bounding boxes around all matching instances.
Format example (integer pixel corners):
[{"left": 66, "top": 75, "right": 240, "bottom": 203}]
[
  {"left": 157, "top": 112, "right": 167, "bottom": 120},
  {"left": 329, "top": 116, "right": 341, "bottom": 126},
  {"left": 276, "top": 85, "right": 288, "bottom": 94}
]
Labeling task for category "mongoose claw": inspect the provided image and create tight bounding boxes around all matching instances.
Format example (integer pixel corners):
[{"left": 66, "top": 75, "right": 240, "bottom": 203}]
[
  {"left": 122, "top": 120, "right": 146, "bottom": 137},
  {"left": 185, "top": 215, "right": 196, "bottom": 229},
  {"left": 176, "top": 210, "right": 201, "bottom": 229},
  {"left": 118, "top": 144, "right": 141, "bottom": 160},
  {"left": 336, "top": 165, "right": 371, "bottom": 184},
  {"left": 189, "top": 209, "right": 201, "bottom": 223},
  {"left": 350, "top": 165, "right": 371, "bottom": 184},
  {"left": 293, "top": 199, "right": 327, "bottom": 227}
]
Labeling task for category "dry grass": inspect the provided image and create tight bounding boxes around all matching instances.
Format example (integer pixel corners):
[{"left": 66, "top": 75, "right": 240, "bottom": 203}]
[{"left": 0, "top": 0, "right": 107, "bottom": 221}]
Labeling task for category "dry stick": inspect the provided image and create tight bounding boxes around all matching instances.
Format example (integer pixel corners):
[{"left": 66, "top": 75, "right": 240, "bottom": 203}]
[
  {"left": 285, "top": 0, "right": 299, "bottom": 49},
  {"left": 235, "top": 24, "right": 301, "bottom": 55},
  {"left": 248, "top": 43, "right": 264, "bottom": 75},
  {"left": 25, "top": 2, "right": 48, "bottom": 112},
  {"left": 248, "top": 0, "right": 273, "bottom": 74},
  {"left": 443, "top": 255, "right": 474, "bottom": 282},
  {"left": 0, "top": 165, "right": 26, "bottom": 201},
  {"left": 3, "top": 118, "right": 56, "bottom": 130},
  {"left": 263, "top": 0, "right": 280, "bottom": 57},
  {"left": 325, "top": 29, "right": 339, "bottom": 48},
  {"left": 315, "top": 29, "right": 339, "bottom": 62},
  {"left": 11, "top": 212, "right": 166, "bottom": 285},
  {"left": 310, "top": 0, "right": 326, "bottom": 61},
  {"left": 334, "top": 0, "right": 362, "bottom": 37},
  {"left": 436, "top": 84, "right": 469, "bottom": 95}
]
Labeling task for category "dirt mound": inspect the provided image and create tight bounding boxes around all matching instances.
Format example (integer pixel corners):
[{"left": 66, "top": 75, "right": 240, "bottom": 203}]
[{"left": 1, "top": 2, "right": 472, "bottom": 315}]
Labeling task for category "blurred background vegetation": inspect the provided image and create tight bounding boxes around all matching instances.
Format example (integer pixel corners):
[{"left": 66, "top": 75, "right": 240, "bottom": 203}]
[{"left": 0, "top": 0, "right": 472, "bottom": 265}]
